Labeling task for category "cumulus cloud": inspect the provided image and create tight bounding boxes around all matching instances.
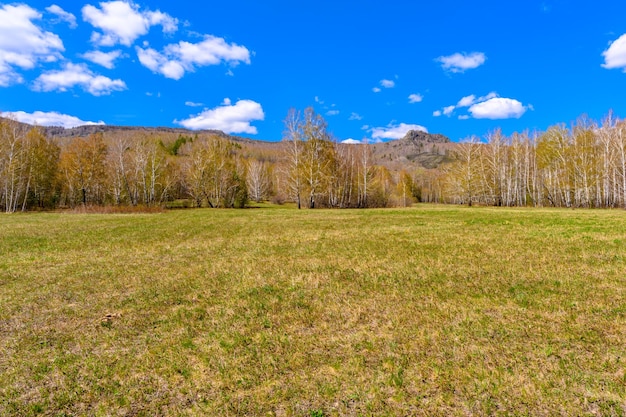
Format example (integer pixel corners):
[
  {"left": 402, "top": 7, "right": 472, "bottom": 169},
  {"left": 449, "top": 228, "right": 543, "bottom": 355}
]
[
  {"left": 341, "top": 138, "right": 362, "bottom": 144},
  {"left": 82, "top": 1, "right": 178, "bottom": 47},
  {"left": 172, "top": 37, "right": 249, "bottom": 65},
  {"left": 0, "top": 67, "right": 17, "bottom": 87},
  {"left": 136, "top": 47, "right": 181, "bottom": 78},
  {"left": 185, "top": 101, "right": 203, "bottom": 107},
  {"left": 175, "top": 99, "right": 264, "bottom": 134},
  {"left": 1, "top": 110, "right": 104, "bottom": 128},
  {"left": 33, "top": 62, "right": 126, "bottom": 95},
  {"left": 46, "top": 5, "right": 77, "bottom": 28},
  {"left": 468, "top": 97, "right": 528, "bottom": 119},
  {"left": 349, "top": 112, "right": 363, "bottom": 121},
  {"left": 435, "top": 92, "right": 507, "bottom": 118},
  {"left": 408, "top": 93, "right": 423, "bottom": 103},
  {"left": 443, "top": 105, "right": 455, "bottom": 116},
  {"left": 136, "top": 36, "right": 250, "bottom": 79},
  {"left": 372, "top": 87, "right": 381, "bottom": 93},
  {"left": 456, "top": 94, "right": 476, "bottom": 107},
  {"left": 371, "top": 122, "right": 428, "bottom": 141},
  {"left": 380, "top": 79, "right": 395, "bottom": 88},
  {"left": 602, "top": 34, "right": 626, "bottom": 71},
  {"left": 437, "top": 52, "right": 486, "bottom": 73},
  {"left": 0, "top": 4, "right": 64, "bottom": 86},
  {"left": 326, "top": 110, "right": 339, "bottom": 116},
  {"left": 81, "top": 50, "right": 123, "bottom": 69},
  {"left": 456, "top": 92, "right": 496, "bottom": 108}
]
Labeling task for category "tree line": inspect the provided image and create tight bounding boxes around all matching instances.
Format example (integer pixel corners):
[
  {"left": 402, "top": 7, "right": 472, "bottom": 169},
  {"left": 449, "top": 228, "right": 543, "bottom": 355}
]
[
  {"left": 2, "top": 110, "right": 626, "bottom": 212},
  {"left": 0, "top": 108, "right": 413, "bottom": 212},
  {"left": 442, "top": 113, "right": 626, "bottom": 208}
]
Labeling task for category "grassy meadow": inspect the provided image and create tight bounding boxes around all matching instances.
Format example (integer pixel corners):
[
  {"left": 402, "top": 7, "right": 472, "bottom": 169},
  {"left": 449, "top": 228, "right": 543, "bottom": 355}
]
[{"left": 1, "top": 205, "right": 625, "bottom": 416}]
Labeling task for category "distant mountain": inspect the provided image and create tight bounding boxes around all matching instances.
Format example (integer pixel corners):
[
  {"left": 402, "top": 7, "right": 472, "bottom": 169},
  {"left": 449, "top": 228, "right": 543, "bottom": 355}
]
[
  {"left": 370, "top": 130, "right": 455, "bottom": 169},
  {"left": 0, "top": 116, "right": 250, "bottom": 142},
  {"left": 400, "top": 129, "right": 450, "bottom": 144},
  {"left": 40, "top": 123, "right": 250, "bottom": 142},
  {"left": 1, "top": 117, "right": 455, "bottom": 170}
]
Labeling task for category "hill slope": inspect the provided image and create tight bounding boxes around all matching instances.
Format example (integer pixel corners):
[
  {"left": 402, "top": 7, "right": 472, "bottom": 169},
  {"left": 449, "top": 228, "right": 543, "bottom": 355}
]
[
  {"left": 1, "top": 117, "right": 455, "bottom": 169},
  {"left": 370, "top": 129, "right": 455, "bottom": 169}
]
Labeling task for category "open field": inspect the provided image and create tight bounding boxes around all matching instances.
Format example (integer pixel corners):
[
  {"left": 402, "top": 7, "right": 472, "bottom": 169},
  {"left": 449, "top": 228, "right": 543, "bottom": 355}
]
[{"left": 1, "top": 205, "right": 625, "bottom": 416}]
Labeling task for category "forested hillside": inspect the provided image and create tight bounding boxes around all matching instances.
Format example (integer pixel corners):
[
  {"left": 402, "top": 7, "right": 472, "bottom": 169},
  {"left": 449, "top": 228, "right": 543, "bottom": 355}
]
[
  {"left": 0, "top": 108, "right": 447, "bottom": 212},
  {"left": 2, "top": 109, "right": 626, "bottom": 212}
]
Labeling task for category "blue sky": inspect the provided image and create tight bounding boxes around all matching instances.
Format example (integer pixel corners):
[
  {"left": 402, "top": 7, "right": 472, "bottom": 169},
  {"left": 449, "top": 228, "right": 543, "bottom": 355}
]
[{"left": 1, "top": 1, "right": 626, "bottom": 142}]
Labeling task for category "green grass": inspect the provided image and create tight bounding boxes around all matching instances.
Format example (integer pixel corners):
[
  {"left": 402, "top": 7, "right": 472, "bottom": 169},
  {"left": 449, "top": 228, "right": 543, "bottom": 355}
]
[{"left": 1, "top": 205, "right": 625, "bottom": 416}]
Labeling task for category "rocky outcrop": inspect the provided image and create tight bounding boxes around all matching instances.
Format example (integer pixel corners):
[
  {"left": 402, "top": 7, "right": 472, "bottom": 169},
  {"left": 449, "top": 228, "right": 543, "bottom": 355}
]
[{"left": 401, "top": 129, "right": 450, "bottom": 144}]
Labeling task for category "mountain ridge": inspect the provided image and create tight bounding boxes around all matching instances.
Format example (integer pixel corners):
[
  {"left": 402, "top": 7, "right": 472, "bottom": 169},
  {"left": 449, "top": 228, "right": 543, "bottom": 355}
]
[{"left": 0, "top": 117, "right": 455, "bottom": 169}]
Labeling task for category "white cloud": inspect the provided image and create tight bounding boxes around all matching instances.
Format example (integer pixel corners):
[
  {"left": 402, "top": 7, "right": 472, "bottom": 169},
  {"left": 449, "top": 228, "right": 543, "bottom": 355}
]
[
  {"left": 458, "top": 115, "right": 470, "bottom": 120},
  {"left": 1, "top": 110, "right": 104, "bottom": 128},
  {"left": 437, "top": 52, "right": 486, "bottom": 73},
  {"left": 468, "top": 97, "right": 528, "bottom": 119},
  {"left": 372, "top": 87, "right": 381, "bottom": 93},
  {"left": 0, "top": 67, "right": 18, "bottom": 87},
  {"left": 172, "top": 37, "right": 250, "bottom": 65},
  {"left": 82, "top": 1, "right": 178, "bottom": 47},
  {"left": 408, "top": 93, "right": 423, "bottom": 103},
  {"left": 456, "top": 94, "right": 476, "bottom": 107},
  {"left": 443, "top": 105, "right": 455, "bottom": 116},
  {"left": 175, "top": 99, "right": 264, "bottom": 134},
  {"left": 341, "top": 138, "right": 362, "bottom": 144},
  {"left": 147, "top": 10, "right": 178, "bottom": 33},
  {"left": 602, "top": 34, "right": 626, "bottom": 71},
  {"left": 0, "top": 4, "right": 64, "bottom": 86},
  {"left": 349, "top": 112, "right": 362, "bottom": 121},
  {"left": 380, "top": 79, "right": 395, "bottom": 88},
  {"left": 326, "top": 110, "right": 339, "bottom": 116},
  {"left": 81, "top": 50, "right": 123, "bottom": 69},
  {"left": 371, "top": 122, "right": 428, "bottom": 140},
  {"left": 479, "top": 92, "right": 497, "bottom": 102},
  {"left": 185, "top": 101, "right": 203, "bottom": 107},
  {"left": 437, "top": 92, "right": 500, "bottom": 118},
  {"left": 46, "top": 5, "right": 77, "bottom": 28},
  {"left": 136, "top": 47, "right": 183, "bottom": 78},
  {"left": 33, "top": 62, "right": 126, "bottom": 95},
  {"left": 314, "top": 96, "right": 324, "bottom": 104},
  {"left": 136, "top": 47, "right": 166, "bottom": 72},
  {"left": 136, "top": 36, "right": 250, "bottom": 79}
]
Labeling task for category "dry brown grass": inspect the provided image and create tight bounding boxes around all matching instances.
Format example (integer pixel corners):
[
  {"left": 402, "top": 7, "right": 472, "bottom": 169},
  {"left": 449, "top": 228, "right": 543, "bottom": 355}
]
[
  {"left": 67, "top": 204, "right": 166, "bottom": 214},
  {"left": 1, "top": 205, "right": 625, "bottom": 416}
]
